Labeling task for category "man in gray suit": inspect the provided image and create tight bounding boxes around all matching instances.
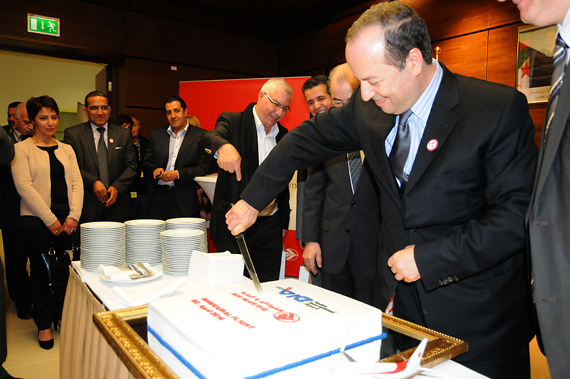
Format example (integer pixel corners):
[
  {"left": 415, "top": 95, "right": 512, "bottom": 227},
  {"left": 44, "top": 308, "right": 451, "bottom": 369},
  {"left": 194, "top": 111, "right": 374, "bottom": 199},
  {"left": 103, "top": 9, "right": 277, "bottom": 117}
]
[
  {"left": 64, "top": 91, "right": 137, "bottom": 225},
  {"left": 302, "top": 64, "right": 380, "bottom": 304},
  {"left": 500, "top": 0, "right": 570, "bottom": 378}
]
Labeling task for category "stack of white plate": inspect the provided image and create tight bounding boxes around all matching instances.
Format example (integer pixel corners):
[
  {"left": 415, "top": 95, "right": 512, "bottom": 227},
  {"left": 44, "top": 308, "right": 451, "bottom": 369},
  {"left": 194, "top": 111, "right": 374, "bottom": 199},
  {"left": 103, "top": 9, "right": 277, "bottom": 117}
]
[
  {"left": 125, "top": 219, "right": 166, "bottom": 265},
  {"left": 166, "top": 218, "right": 208, "bottom": 250},
  {"left": 160, "top": 229, "right": 206, "bottom": 275},
  {"left": 81, "top": 222, "right": 126, "bottom": 271}
]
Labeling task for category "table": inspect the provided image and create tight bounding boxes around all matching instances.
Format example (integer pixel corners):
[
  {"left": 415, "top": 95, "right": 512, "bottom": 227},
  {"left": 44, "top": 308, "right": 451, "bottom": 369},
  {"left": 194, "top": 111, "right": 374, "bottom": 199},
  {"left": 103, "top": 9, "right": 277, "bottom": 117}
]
[
  {"left": 60, "top": 263, "right": 488, "bottom": 379},
  {"left": 60, "top": 267, "right": 134, "bottom": 379},
  {"left": 60, "top": 262, "right": 239, "bottom": 379}
]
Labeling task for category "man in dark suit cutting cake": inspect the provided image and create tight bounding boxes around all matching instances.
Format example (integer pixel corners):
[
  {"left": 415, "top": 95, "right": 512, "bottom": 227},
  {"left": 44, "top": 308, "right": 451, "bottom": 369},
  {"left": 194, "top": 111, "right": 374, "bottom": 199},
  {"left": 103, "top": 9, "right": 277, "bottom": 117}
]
[{"left": 225, "top": 2, "right": 537, "bottom": 377}]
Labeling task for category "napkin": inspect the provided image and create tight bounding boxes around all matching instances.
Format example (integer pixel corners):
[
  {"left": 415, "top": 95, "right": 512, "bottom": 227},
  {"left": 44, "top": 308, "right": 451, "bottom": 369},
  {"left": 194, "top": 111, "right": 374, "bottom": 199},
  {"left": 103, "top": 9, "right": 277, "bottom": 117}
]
[
  {"left": 113, "top": 277, "right": 187, "bottom": 307},
  {"left": 99, "top": 265, "right": 133, "bottom": 282},
  {"left": 187, "top": 250, "right": 244, "bottom": 287},
  {"left": 99, "top": 263, "right": 156, "bottom": 282}
]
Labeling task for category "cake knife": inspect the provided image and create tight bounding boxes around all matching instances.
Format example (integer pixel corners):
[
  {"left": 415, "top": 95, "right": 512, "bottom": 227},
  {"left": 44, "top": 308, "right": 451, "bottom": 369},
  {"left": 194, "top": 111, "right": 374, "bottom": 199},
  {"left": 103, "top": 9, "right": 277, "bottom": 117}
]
[{"left": 235, "top": 233, "right": 264, "bottom": 293}]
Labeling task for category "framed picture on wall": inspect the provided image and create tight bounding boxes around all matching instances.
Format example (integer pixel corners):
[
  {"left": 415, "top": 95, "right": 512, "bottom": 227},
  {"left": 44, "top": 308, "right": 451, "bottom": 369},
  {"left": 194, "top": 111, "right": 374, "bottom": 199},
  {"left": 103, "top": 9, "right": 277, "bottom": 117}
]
[{"left": 517, "top": 24, "right": 558, "bottom": 103}]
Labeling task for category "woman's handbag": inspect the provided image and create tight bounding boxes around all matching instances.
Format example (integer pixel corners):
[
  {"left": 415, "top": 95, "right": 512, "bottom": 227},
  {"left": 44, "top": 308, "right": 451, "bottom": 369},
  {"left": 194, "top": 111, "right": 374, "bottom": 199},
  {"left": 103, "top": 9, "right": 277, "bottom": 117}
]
[{"left": 38, "top": 242, "right": 72, "bottom": 293}]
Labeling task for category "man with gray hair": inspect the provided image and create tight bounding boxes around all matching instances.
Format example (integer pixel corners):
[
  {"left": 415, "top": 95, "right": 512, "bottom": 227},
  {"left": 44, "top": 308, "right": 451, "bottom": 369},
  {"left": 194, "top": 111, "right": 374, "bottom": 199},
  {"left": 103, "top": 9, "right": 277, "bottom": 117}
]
[
  {"left": 199, "top": 78, "right": 292, "bottom": 282},
  {"left": 13, "top": 103, "right": 35, "bottom": 142}
]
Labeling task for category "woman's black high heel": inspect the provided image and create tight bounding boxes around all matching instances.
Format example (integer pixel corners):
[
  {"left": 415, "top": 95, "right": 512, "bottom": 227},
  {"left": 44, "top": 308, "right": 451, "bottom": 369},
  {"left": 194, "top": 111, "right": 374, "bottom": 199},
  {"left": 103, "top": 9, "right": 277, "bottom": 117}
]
[
  {"left": 53, "top": 320, "right": 60, "bottom": 331},
  {"left": 38, "top": 329, "right": 54, "bottom": 350}
]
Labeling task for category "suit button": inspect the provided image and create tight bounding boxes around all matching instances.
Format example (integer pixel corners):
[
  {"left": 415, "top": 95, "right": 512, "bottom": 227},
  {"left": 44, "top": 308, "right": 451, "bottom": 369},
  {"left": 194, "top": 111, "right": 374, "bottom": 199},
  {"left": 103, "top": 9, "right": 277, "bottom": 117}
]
[
  {"left": 351, "top": 202, "right": 356, "bottom": 208},
  {"left": 438, "top": 280, "right": 444, "bottom": 286},
  {"left": 409, "top": 228, "right": 417, "bottom": 232},
  {"left": 453, "top": 276, "right": 459, "bottom": 282},
  {"left": 345, "top": 229, "right": 350, "bottom": 233}
]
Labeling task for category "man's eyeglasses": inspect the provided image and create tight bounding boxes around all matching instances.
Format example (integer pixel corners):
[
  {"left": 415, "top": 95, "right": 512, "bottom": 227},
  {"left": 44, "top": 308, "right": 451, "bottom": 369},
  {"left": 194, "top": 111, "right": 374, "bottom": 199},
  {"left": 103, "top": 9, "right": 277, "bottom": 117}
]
[
  {"left": 264, "top": 92, "right": 291, "bottom": 113},
  {"left": 332, "top": 99, "right": 350, "bottom": 107}
]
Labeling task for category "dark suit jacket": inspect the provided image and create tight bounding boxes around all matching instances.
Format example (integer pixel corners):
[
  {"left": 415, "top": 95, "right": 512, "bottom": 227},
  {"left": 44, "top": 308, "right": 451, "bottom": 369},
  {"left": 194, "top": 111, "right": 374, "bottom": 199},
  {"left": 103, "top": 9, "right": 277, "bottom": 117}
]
[
  {"left": 198, "top": 102, "right": 290, "bottom": 251},
  {"left": 63, "top": 122, "right": 137, "bottom": 223},
  {"left": 133, "top": 135, "right": 150, "bottom": 193},
  {"left": 0, "top": 127, "right": 19, "bottom": 230},
  {"left": 2, "top": 125, "right": 15, "bottom": 145},
  {"left": 143, "top": 124, "right": 211, "bottom": 217},
  {"left": 302, "top": 154, "right": 379, "bottom": 278},
  {"left": 526, "top": 63, "right": 570, "bottom": 378},
  {"left": 240, "top": 64, "right": 537, "bottom": 363}
]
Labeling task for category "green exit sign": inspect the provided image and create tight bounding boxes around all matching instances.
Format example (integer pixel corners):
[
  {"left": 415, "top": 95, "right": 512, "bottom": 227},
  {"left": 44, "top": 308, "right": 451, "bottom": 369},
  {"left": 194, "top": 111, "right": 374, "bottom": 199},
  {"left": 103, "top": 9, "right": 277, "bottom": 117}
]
[{"left": 27, "top": 14, "right": 60, "bottom": 37}]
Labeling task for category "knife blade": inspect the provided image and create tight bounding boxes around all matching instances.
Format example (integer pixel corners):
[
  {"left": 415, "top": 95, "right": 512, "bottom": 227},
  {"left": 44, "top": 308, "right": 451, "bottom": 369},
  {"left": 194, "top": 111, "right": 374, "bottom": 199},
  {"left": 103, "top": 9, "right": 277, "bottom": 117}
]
[{"left": 235, "top": 233, "right": 264, "bottom": 293}]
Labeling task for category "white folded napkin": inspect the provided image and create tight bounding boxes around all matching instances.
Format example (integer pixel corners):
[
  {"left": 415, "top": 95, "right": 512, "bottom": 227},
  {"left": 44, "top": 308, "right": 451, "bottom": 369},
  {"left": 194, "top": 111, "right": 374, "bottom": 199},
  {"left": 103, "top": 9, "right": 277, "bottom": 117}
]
[
  {"left": 99, "top": 265, "right": 132, "bottom": 282},
  {"left": 99, "top": 263, "right": 156, "bottom": 282},
  {"left": 187, "top": 250, "right": 244, "bottom": 287},
  {"left": 112, "top": 277, "right": 187, "bottom": 307}
]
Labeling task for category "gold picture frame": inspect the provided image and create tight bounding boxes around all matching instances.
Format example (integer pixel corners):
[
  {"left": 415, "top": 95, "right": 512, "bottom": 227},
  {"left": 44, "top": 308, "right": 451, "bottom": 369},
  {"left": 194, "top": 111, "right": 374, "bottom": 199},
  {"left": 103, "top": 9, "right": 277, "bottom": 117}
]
[{"left": 93, "top": 306, "right": 468, "bottom": 379}]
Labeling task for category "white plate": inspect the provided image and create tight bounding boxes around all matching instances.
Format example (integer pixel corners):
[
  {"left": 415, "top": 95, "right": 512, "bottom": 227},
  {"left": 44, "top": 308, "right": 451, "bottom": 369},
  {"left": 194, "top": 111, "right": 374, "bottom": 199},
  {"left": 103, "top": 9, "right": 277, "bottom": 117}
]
[
  {"left": 99, "top": 270, "right": 163, "bottom": 283},
  {"left": 125, "top": 219, "right": 166, "bottom": 226},
  {"left": 81, "top": 221, "right": 124, "bottom": 229}
]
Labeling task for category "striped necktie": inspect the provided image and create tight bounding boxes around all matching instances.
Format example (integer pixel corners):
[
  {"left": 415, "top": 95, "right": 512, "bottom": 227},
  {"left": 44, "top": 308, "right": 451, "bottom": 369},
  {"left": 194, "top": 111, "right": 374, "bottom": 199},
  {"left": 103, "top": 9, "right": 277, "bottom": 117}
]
[
  {"left": 544, "top": 33, "right": 569, "bottom": 143},
  {"left": 347, "top": 151, "right": 363, "bottom": 193}
]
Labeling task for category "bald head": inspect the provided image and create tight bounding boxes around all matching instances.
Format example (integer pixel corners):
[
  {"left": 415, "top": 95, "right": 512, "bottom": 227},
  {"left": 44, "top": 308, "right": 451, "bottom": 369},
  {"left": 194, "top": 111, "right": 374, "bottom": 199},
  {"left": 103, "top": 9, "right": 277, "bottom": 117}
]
[
  {"left": 329, "top": 63, "right": 360, "bottom": 107},
  {"left": 15, "top": 102, "right": 34, "bottom": 136}
]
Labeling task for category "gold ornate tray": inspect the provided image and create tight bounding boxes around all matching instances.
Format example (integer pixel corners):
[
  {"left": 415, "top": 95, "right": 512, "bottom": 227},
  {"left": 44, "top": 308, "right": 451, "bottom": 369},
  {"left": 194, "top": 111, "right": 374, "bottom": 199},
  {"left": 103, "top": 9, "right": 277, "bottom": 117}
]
[{"left": 93, "top": 307, "right": 467, "bottom": 379}]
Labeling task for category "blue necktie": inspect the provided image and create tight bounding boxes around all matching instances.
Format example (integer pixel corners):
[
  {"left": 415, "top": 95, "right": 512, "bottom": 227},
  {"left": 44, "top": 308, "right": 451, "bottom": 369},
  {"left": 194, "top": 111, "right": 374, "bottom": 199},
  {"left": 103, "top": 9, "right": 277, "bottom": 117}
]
[{"left": 544, "top": 33, "right": 569, "bottom": 143}]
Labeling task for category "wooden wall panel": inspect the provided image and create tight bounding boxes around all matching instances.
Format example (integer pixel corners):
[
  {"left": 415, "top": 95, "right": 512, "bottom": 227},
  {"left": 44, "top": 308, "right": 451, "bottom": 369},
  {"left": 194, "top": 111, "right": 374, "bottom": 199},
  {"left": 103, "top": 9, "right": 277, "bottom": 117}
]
[
  {"left": 488, "top": 0, "right": 522, "bottom": 28},
  {"left": 125, "top": 107, "right": 167, "bottom": 138},
  {"left": 125, "top": 12, "right": 278, "bottom": 76},
  {"left": 279, "top": 26, "right": 331, "bottom": 76},
  {"left": 125, "top": 58, "right": 172, "bottom": 109},
  {"left": 487, "top": 24, "right": 519, "bottom": 88},
  {"left": 529, "top": 104, "right": 547, "bottom": 147},
  {"left": 278, "top": 0, "right": 522, "bottom": 77},
  {"left": 328, "top": 15, "right": 360, "bottom": 68},
  {"left": 432, "top": 32, "right": 488, "bottom": 81},
  {"left": 411, "top": 0, "right": 491, "bottom": 42},
  {"left": 0, "top": 0, "right": 125, "bottom": 57}
]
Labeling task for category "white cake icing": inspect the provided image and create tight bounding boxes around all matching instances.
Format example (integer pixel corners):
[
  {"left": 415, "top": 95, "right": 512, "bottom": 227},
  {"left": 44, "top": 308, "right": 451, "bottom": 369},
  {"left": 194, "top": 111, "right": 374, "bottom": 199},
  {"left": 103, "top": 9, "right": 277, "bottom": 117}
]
[{"left": 148, "top": 278, "right": 384, "bottom": 379}]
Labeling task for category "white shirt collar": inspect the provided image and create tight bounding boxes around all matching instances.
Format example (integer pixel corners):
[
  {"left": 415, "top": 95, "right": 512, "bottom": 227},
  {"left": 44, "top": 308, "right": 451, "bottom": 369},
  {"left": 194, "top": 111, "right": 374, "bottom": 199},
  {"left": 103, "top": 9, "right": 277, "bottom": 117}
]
[
  {"left": 90, "top": 122, "right": 108, "bottom": 131},
  {"left": 252, "top": 105, "right": 279, "bottom": 137},
  {"left": 560, "top": 7, "right": 570, "bottom": 45},
  {"left": 167, "top": 121, "right": 189, "bottom": 137}
]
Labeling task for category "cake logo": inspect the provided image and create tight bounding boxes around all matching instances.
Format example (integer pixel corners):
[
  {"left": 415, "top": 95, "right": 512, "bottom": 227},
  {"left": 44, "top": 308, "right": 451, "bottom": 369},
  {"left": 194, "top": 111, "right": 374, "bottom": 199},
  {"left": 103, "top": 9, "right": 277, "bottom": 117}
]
[
  {"left": 276, "top": 287, "right": 313, "bottom": 303},
  {"left": 285, "top": 248, "right": 299, "bottom": 261},
  {"left": 273, "top": 311, "right": 300, "bottom": 323}
]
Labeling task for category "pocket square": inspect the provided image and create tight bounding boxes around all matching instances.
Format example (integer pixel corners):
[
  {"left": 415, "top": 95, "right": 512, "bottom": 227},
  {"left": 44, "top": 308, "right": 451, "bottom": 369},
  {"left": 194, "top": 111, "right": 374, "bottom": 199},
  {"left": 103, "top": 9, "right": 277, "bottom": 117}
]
[{"left": 115, "top": 146, "right": 122, "bottom": 149}]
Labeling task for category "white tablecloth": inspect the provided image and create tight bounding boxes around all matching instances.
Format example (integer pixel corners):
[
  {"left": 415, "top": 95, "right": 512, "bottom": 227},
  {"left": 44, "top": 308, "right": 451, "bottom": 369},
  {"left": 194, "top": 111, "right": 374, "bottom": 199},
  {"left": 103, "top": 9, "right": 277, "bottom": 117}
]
[
  {"left": 71, "top": 261, "right": 216, "bottom": 310},
  {"left": 64, "top": 262, "right": 488, "bottom": 379}
]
